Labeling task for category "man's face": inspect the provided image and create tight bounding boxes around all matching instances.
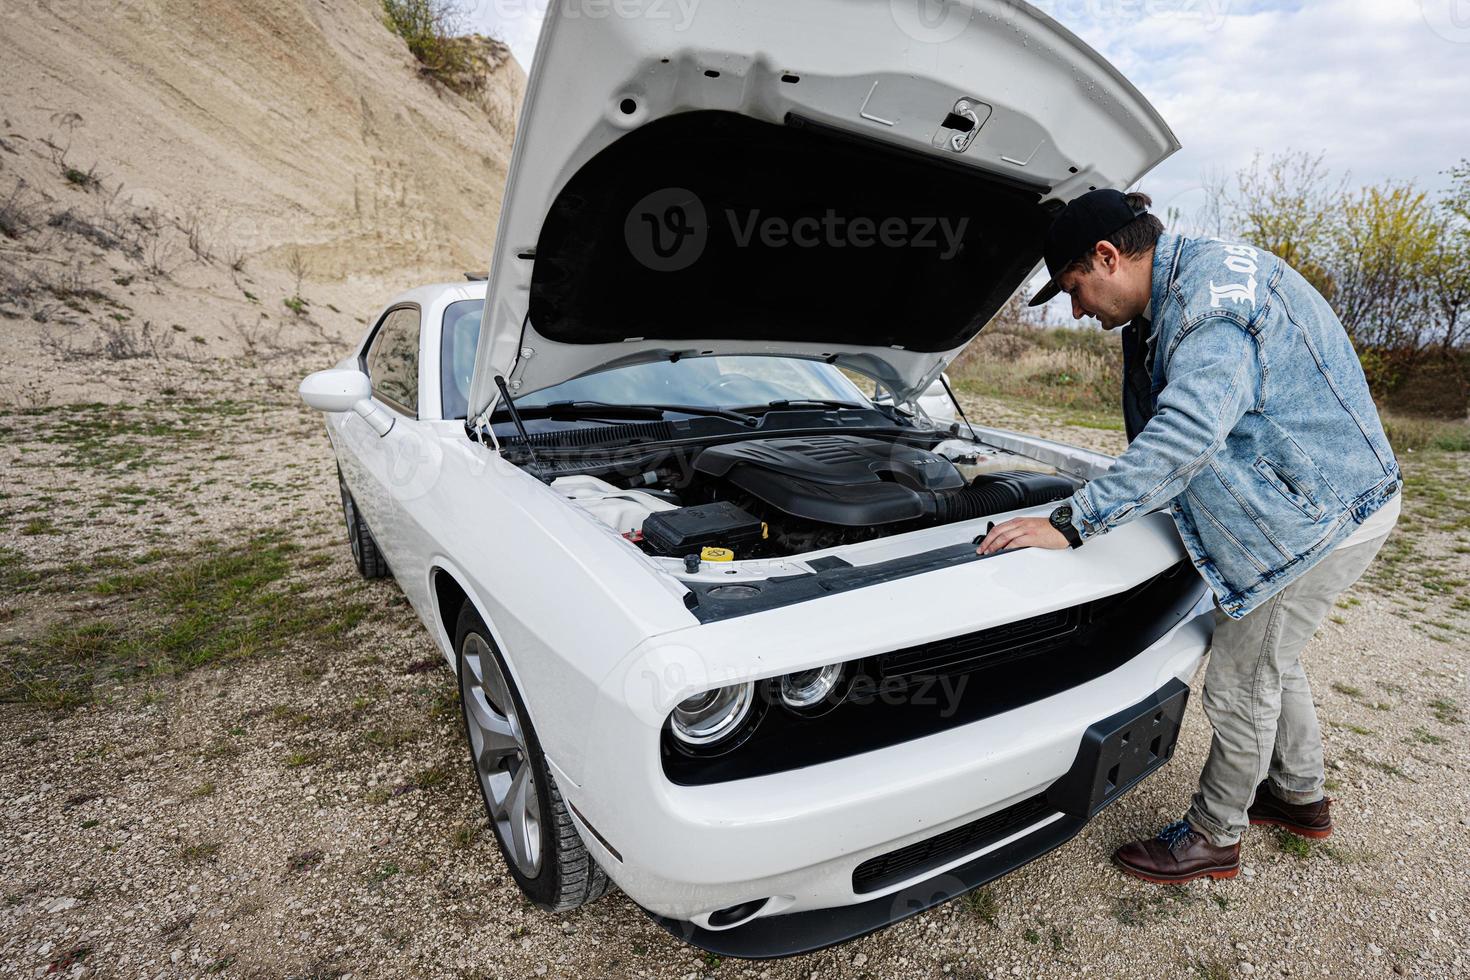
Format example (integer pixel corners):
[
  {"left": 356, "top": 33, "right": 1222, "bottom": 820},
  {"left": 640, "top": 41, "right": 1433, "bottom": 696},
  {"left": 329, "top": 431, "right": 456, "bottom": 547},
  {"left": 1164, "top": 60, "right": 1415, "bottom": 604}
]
[{"left": 1056, "top": 244, "right": 1143, "bottom": 330}]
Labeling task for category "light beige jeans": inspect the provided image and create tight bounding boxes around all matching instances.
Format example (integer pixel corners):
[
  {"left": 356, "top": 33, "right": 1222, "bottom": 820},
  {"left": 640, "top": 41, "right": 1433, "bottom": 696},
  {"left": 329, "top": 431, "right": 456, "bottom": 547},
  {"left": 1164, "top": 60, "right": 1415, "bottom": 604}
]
[{"left": 1185, "top": 531, "right": 1391, "bottom": 846}]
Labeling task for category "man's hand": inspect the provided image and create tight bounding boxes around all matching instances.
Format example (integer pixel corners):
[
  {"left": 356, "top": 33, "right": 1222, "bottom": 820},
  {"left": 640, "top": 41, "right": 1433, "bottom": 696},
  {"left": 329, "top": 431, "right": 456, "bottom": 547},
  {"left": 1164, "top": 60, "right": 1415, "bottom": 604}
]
[{"left": 976, "top": 516, "right": 1070, "bottom": 556}]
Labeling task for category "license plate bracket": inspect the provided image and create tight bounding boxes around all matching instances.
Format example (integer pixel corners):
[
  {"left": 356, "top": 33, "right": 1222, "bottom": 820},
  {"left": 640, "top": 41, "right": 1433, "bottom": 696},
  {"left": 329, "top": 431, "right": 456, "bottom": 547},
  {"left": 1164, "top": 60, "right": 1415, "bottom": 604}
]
[{"left": 1045, "top": 678, "right": 1189, "bottom": 819}]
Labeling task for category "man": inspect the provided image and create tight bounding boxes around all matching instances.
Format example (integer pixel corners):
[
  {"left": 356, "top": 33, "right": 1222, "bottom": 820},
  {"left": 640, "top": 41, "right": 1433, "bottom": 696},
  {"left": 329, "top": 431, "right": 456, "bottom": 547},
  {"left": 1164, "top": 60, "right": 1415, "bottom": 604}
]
[{"left": 978, "top": 189, "right": 1402, "bottom": 884}]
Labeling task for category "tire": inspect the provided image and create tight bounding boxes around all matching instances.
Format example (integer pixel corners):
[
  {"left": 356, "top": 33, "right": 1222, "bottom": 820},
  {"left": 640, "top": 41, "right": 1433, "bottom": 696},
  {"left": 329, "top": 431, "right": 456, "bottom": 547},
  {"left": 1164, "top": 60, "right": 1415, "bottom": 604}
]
[
  {"left": 454, "top": 601, "right": 613, "bottom": 912},
  {"left": 338, "top": 468, "right": 389, "bottom": 580}
]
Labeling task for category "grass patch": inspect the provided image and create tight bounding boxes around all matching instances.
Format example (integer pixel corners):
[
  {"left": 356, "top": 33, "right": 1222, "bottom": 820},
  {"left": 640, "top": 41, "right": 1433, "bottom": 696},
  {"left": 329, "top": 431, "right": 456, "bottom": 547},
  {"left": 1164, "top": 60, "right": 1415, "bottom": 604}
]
[
  {"left": 1191, "top": 956, "right": 1232, "bottom": 980},
  {"left": 0, "top": 531, "right": 372, "bottom": 710},
  {"left": 961, "top": 887, "right": 999, "bottom": 926},
  {"left": 1429, "top": 697, "right": 1462, "bottom": 725},
  {"left": 1382, "top": 412, "right": 1470, "bottom": 453},
  {"left": 0, "top": 548, "right": 50, "bottom": 595},
  {"left": 62, "top": 166, "right": 100, "bottom": 190},
  {"left": 1272, "top": 828, "right": 1314, "bottom": 859},
  {"left": 369, "top": 861, "right": 400, "bottom": 883},
  {"left": 5, "top": 401, "right": 257, "bottom": 472},
  {"left": 21, "top": 517, "right": 60, "bottom": 536},
  {"left": 180, "top": 841, "right": 222, "bottom": 864},
  {"left": 1332, "top": 682, "right": 1364, "bottom": 698}
]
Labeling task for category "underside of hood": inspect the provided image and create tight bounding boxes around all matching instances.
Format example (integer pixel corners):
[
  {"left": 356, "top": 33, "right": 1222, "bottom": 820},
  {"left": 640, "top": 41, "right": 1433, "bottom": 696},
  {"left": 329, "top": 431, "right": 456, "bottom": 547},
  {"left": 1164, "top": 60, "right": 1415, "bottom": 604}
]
[
  {"left": 531, "top": 109, "right": 1049, "bottom": 359},
  {"left": 468, "top": 0, "right": 1178, "bottom": 418}
]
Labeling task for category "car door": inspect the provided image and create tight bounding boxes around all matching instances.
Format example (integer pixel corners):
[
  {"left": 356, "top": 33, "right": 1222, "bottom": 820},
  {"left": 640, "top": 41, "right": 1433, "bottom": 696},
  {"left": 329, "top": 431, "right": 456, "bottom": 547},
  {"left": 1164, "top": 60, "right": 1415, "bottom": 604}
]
[{"left": 339, "top": 304, "right": 425, "bottom": 575}]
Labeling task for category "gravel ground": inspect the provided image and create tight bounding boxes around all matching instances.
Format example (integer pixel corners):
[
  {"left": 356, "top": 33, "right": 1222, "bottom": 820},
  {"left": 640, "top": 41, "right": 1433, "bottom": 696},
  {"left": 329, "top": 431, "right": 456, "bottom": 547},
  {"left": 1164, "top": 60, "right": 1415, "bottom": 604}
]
[{"left": 2, "top": 382, "right": 1467, "bottom": 980}]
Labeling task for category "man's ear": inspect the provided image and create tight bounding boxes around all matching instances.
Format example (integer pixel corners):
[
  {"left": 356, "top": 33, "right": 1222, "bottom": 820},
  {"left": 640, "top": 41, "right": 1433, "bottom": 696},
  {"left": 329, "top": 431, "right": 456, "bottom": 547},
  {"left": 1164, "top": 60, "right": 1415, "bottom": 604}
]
[{"left": 1095, "top": 240, "right": 1122, "bottom": 272}]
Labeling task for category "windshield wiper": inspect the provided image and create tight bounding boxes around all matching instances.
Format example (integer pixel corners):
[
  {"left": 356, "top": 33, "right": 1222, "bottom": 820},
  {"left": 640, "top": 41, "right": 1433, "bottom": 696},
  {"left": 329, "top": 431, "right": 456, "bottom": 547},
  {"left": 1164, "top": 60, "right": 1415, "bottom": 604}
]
[
  {"left": 493, "top": 400, "right": 758, "bottom": 426},
  {"left": 758, "top": 399, "right": 871, "bottom": 411}
]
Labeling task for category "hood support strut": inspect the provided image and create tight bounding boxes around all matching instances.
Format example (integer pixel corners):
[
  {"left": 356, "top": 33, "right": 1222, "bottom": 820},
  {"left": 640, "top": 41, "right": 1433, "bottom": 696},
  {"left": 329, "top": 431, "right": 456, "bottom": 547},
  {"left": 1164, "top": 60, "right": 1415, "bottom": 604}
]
[{"left": 494, "top": 374, "right": 551, "bottom": 482}]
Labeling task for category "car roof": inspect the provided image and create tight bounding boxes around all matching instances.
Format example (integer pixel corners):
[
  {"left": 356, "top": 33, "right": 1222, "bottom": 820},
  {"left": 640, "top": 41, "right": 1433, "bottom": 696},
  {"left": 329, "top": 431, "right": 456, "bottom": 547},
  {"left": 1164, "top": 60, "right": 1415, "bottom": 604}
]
[{"left": 382, "top": 280, "right": 487, "bottom": 311}]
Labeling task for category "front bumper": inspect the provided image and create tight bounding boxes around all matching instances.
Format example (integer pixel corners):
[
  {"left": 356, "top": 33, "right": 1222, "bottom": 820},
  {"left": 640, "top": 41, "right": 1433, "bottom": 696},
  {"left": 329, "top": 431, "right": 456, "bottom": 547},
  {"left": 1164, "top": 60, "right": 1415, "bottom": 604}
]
[{"left": 561, "top": 595, "right": 1212, "bottom": 955}]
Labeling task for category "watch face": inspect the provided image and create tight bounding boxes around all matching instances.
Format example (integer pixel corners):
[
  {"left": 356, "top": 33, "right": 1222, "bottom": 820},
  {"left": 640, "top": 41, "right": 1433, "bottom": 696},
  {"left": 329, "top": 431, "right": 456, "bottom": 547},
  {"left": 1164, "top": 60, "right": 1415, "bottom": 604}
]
[{"left": 1051, "top": 506, "right": 1073, "bottom": 528}]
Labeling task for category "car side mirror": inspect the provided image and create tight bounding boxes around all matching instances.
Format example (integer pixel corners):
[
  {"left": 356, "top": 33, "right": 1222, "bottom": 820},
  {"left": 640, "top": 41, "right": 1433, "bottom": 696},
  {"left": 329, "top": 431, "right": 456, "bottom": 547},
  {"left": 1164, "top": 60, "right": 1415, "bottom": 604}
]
[{"left": 299, "top": 369, "right": 394, "bottom": 436}]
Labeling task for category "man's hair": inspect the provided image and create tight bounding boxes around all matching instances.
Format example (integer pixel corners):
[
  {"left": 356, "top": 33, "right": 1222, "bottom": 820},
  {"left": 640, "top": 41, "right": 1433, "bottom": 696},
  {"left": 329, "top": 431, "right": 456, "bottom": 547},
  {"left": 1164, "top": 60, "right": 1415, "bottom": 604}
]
[{"left": 1063, "top": 192, "right": 1164, "bottom": 276}]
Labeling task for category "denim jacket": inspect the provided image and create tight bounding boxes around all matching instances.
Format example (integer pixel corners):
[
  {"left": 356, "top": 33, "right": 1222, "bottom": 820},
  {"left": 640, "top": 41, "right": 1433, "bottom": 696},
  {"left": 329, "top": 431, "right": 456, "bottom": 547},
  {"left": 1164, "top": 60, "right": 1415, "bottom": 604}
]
[{"left": 1066, "top": 233, "right": 1401, "bottom": 619}]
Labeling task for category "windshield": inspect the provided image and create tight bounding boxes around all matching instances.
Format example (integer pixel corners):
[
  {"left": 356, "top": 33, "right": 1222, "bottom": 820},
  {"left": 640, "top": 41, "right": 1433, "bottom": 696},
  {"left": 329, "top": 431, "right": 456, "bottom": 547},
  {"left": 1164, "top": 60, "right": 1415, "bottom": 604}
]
[{"left": 441, "top": 299, "right": 871, "bottom": 419}]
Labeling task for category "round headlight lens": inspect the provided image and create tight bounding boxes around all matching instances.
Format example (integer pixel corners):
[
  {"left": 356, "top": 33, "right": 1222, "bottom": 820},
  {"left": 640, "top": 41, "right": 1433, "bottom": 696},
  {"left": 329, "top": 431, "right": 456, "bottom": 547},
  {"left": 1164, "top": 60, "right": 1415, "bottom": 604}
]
[
  {"left": 780, "top": 664, "right": 845, "bottom": 710},
  {"left": 670, "top": 682, "right": 755, "bottom": 746}
]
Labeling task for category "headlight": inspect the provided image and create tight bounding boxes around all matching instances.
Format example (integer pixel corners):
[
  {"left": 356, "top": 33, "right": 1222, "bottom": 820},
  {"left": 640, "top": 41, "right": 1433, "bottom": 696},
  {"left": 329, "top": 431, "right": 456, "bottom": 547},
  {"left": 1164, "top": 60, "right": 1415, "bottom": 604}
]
[
  {"left": 779, "top": 663, "right": 847, "bottom": 715},
  {"left": 669, "top": 682, "right": 756, "bottom": 748}
]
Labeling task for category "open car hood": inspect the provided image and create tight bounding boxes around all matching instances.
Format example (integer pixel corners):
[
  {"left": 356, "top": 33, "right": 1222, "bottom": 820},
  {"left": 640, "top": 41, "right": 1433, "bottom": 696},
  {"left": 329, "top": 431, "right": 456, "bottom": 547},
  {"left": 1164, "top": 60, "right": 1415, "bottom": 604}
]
[{"left": 467, "top": 0, "right": 1177, "bottom": 419}]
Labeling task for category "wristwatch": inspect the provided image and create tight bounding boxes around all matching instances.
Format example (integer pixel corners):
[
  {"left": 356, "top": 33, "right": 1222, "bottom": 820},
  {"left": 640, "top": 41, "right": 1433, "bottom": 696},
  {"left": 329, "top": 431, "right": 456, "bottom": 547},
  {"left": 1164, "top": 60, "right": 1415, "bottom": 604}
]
[{"left": 1049, "top": 505, "right": 1084, "bottom": 549}]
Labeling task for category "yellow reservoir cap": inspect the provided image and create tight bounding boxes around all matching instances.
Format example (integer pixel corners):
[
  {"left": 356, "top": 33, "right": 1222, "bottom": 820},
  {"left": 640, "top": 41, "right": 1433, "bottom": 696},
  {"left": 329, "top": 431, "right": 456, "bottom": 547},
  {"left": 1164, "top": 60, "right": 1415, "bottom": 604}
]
[{"left": 700, "top": 547, "right": 734, "bottom": 562}]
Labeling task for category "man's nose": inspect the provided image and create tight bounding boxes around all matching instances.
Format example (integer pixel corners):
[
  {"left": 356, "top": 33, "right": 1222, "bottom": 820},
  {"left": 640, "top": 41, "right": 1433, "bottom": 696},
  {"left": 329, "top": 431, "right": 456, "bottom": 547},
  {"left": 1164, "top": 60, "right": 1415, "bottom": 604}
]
[{"left": 1071, "top": 296, "right": 1084, "bottom": 320}]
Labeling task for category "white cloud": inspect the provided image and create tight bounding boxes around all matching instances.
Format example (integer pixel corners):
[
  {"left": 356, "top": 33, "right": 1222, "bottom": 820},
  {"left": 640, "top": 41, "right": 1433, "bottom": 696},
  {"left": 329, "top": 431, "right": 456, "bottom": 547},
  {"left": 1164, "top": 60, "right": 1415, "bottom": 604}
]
[
  {"left": 465, "top": 0, "right": 1470, "bottom": 319},
  {"left": 470, "top": 0, "right": 1468, "bottom": 199},
  {"left": 1059, "top": 0, "right": 1470, "bottom": 202}
]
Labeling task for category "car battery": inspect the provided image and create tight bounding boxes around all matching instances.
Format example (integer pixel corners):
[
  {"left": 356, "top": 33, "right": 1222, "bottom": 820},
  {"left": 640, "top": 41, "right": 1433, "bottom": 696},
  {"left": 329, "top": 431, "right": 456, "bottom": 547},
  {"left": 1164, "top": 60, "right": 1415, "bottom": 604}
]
[{"left": 641, "top": 501, "right": 765, "bottom": 557}]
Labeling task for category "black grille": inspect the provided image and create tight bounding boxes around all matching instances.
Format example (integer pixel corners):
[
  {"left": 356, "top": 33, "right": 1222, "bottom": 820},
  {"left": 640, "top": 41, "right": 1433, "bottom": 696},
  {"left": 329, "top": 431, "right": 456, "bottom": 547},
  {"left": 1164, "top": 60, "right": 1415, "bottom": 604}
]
[
  {"left": 879, "top": 605, "right": 1084, "bottom": 681},
  {"left": 502, "top": 420, "right": 676, "bottom": 449},
  {"left": 852, "top": 794, "right": 1056, "bottom": 894}
]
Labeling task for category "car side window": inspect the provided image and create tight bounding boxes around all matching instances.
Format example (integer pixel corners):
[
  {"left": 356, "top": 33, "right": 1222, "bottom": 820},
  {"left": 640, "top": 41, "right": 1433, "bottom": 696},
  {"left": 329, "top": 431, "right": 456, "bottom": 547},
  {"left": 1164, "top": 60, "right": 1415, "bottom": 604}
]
[
  {"left": 365, "top": 307, "right": 420, "bottom": 415},
  {"left": 440, "top": 299, "right": 485, "bottom": 420}
]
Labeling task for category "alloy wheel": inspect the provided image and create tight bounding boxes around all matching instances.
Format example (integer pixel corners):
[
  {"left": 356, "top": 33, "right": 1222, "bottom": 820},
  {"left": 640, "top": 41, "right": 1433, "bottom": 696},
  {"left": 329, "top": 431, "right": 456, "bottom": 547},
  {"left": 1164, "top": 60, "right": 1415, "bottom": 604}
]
[{"left": 460, "top": 633, "right": 542, "bottom": 876}]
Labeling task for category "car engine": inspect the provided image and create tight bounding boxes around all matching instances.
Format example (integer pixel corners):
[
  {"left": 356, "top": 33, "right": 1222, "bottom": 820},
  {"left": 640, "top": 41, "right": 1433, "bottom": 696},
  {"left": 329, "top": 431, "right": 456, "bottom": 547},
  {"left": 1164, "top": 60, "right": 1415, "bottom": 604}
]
[{"left": 554, "top": 434, "right": 1080, "bottom": 559}]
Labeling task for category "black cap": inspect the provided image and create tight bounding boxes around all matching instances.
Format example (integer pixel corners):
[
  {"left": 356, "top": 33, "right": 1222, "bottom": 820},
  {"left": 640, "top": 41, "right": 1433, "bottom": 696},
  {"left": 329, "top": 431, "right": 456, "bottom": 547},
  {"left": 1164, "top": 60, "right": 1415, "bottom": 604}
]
[{"left": 1028, "top": 189, "right": 1147, "bottom": 307}]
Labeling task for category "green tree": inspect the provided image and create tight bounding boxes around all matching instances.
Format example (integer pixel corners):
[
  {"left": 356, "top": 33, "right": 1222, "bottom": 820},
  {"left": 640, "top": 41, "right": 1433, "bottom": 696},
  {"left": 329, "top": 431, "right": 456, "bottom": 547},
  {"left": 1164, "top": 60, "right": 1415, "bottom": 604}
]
[
  {"left": 1430, "top": 161, "right": 1470, "bottom": 350},
  {"left": 1230, "top": 151, "right": 1344, "bottom": 299},
  {"left": 1328, "top": 183, "right": 1443, "bottom": 352}
]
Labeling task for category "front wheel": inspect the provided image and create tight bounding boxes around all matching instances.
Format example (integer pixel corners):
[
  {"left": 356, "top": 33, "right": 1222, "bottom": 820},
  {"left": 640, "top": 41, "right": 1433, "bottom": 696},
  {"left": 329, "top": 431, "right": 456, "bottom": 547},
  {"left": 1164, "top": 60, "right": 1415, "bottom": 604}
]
[
  {"left": 454, "top": 602, "right": 612, "bottom": 911},
  {"left": 338, "top": 468, "right": 388, "bottom": 579}
]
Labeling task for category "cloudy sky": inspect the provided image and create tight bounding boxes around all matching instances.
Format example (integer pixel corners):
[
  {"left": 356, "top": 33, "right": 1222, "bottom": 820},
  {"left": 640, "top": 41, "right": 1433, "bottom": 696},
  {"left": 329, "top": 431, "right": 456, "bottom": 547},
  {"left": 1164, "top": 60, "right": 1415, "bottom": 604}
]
[
  {"left": 469, "top": 0, "right": 1469, "bottom": 204},
  {"left": 466, "top": 0, "right": 1469, "bottom": 316}
]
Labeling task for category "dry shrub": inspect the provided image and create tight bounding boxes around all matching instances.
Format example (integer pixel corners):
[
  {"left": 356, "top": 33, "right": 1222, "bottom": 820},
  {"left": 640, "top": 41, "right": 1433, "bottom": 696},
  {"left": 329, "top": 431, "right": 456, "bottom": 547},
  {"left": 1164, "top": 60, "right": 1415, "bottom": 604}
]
[{"left": 950, "top": 322, "right": 1123, "bottom": 414}]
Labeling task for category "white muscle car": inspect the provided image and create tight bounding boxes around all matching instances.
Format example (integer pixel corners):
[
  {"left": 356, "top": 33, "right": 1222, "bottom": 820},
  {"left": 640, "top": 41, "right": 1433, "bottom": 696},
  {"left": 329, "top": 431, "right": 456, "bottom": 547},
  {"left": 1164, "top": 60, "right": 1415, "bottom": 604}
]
[{"left": 299, "top": 0, "right": 1212, "bottom": 957}]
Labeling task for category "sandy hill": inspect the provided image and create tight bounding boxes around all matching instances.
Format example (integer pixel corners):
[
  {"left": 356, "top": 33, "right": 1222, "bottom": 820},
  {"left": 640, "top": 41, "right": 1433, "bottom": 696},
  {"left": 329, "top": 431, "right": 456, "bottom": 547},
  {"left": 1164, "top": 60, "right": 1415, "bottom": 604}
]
[{"left": 0, "top": 0, "right": 524, "bottom": 405}]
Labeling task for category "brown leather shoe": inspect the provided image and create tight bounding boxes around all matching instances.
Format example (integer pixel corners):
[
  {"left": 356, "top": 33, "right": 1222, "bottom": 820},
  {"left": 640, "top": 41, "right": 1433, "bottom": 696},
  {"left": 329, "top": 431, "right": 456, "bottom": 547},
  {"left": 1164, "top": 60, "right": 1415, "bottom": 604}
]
[
  {"left": 1248, "top": 780, "right": 1333, "bottom": 839},
  {"left": 1113, "top": 820, "right": 1240, "bottom": 884}
]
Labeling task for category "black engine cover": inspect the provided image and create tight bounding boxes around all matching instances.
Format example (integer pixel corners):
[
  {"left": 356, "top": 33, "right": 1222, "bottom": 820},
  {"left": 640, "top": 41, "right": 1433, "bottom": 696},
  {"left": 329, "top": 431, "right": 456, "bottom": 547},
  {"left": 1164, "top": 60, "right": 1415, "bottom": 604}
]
[{"left": 693, "top": 435, "right": 966, "bottom": 526}]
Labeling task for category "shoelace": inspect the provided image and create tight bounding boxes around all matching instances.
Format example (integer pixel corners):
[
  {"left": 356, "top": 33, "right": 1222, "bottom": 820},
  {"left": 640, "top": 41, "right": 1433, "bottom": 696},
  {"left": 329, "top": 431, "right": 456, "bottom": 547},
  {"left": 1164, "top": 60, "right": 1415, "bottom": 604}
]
[{"left": 1156, "top": 819, "right": 1195, "bottom": 851}]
